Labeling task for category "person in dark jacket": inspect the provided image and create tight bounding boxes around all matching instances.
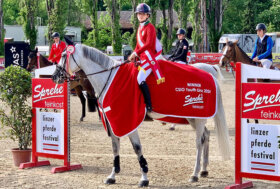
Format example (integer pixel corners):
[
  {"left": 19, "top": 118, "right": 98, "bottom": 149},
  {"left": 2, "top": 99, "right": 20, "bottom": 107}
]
[
  {"left": 168, "top": 28, "right": 189, "bottom": 64},
  {"left": 251, "top": 23, "right": 273, "bottom": 69}
]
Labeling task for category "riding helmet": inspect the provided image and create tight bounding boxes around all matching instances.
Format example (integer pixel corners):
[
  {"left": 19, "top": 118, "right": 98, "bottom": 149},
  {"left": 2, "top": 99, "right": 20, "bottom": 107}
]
[
  {"left": 176, "top": 28, "right": 186, "bottom": 35},
  {"left": 255, "top": 23, "right": 266, "bottom": 31},
  {"left": 135, "top": 3, "right": 151, "bottom": 15},
  {"left": 51, "top": 32, "right": 60, "bottom": 38}
]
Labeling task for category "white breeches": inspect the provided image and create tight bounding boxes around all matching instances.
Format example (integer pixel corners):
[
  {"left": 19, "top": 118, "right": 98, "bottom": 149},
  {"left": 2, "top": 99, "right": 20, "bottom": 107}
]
[
  {"left": 260, "top": 59, "right": 272, "bottom": 69},
  {"left": 175, "top": 61, "right": 187, "bottom": 65},
  {"left": 137, "top": 68, "right": 152, "bottom": 84}
]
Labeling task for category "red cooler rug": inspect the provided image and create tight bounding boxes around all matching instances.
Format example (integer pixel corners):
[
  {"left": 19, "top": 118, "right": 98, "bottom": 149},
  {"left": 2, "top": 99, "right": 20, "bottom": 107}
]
[{"left": 99, "top": 60, "right": 217, "bottom": 137}]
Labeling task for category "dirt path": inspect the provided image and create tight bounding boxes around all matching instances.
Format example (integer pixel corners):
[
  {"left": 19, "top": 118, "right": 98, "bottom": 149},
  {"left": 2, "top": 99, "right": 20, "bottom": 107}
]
[{"left": 0, "top": 70, "right": 279, "bottom": 188}]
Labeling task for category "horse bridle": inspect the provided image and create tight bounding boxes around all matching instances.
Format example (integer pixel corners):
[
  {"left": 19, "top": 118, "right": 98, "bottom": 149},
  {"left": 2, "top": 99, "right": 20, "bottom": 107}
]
[
  {"left": 221, "top": 45, "right": 236, "bottom": 78},
  {"left": 57, "top": 49, "right": 129, "bottom": 98}
]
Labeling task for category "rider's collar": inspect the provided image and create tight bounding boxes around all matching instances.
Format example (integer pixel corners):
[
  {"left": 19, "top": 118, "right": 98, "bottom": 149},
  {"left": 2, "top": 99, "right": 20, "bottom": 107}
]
[{"left": 140, "top": 20, "right": 150, "bottom": 26}]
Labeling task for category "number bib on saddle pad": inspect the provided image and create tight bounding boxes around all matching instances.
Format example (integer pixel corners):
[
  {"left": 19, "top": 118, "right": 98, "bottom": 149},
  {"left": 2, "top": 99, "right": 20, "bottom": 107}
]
[{"left": 98, "top": 60, "right": 217, "bottom": 137}]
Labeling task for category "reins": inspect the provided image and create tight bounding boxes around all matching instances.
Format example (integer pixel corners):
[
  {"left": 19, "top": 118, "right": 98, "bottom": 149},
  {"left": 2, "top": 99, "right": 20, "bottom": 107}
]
[{"left": 59, "top": 54, "right": 131, "bottom": 98}]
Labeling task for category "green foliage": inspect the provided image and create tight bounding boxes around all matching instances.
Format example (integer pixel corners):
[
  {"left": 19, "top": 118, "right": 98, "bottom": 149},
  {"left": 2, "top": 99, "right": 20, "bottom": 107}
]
[
  {"left": 3, "top": 0, "right": 21, "bottom": 25},
  {"left": 0, "top": 66, "right": 32, "bottom": 150},
  {"left": 223, "top": 0, "right": 274, "bottom": 34},
  {"left": 0, "top": 29, "right": 4, "bottom": 56},
  {"left": 47, "top": 0, "right": 67, "bottom": 44},
  {"left": 158, "top": 0, "right": 168, "bottom": 53},
  {"left": 122, "top": 32, "right": 131, "bottom": 45},
  {"left": 20, "top": 0, "right": 37, "bottom": 49},
  {"left": 129, "top": 30, "right": 137, "bottom": 49},
  {"left": 258, "top": 2, "right": 280, "bottom": 32},
  {"left": 207, "top": 12, "right": 222, "bottom": 52},
  {"left": 174, "top": 0, "right": 191, "bottom": 30},
  {"left": 104, "top": 0, "right": 122, "bottom": 54},
  {"left": 84, "top": 13, "right": 112, "bottom": 50},
  {"left": 190, "top": 0, "right": 202, "bottom": 52}
]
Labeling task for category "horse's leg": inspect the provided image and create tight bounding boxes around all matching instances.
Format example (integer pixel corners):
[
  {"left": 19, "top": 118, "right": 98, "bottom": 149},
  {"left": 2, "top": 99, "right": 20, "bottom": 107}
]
[
  {"left": 128, "top": 130, "right": 149, "bottom": 187},
  {"left": 187, "top": 118, "right": 207, "bottom": 182},
  {"left": 200, "top": 127, "right": 210, "bottom": 178},
  {"left": 105, "top": 131, "right": 120, "bottom": 184},
  {"left": 74, "top": 86, "right": 86, "bottom": 122}
]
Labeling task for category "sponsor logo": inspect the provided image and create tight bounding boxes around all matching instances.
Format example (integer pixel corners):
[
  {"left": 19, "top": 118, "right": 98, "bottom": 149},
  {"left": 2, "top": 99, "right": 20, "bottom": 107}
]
[
  {"left": 33, "top": 84, "right": 64, "bottom": 103},
  {"left": 243, "top": 90, "right": 280, "bottom": 112},
  {"left": 183, "top": 94, "right": 204, "bottom": 106}
]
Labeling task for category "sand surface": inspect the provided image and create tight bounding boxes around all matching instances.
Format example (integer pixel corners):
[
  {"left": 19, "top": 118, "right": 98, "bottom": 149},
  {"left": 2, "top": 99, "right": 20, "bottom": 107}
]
[{"left": 0, "top": 69, "right": 279, "bottom": 188}]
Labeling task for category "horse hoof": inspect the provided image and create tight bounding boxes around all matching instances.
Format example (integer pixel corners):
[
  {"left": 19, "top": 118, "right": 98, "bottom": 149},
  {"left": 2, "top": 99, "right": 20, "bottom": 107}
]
[
  {"left": 115, "top": 166, "right": 120, "bottom": 173},
  {"left": 188, "top": 176, "right": 198, "bottom": 182},
  {"left": 200, "top": 171, "right": 208, "bottom": 177},
  {"left": 80, "top": 117, "right": 84, "bottom": 122},
  {"left": 105, "top": 178, "right": 116, "bottom": 185},
  {"left": 169, "top": 127, "right": 175, "bottom": 130},
  {"left": 139, "top": 180, "right": 149, "bottom": 187}
]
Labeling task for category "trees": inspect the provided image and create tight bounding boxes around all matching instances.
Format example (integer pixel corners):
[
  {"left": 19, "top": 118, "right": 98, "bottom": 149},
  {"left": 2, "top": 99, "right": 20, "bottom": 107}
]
[
  {"left": 82, "top": 0, "right": 99, "bottom": 47},
  {"left": 46, "top": 0, "right": 67, "bottom": 47},
  {"left": 206, "top": 0, "right": 224, "bottom": 52},
  {"left": 0, "top": 0, "right": 4, "bottom": 56},
  {"left": 104, "top": 0, "right": 122, "bottom": 54},
  {"left": 21, "top": 0, "right": 37, "bottom": 49},
  {"left": 174, "top": 0, "right": 191, "bottom": 30},
  {"left": 129, "top": 0, "right": 138, "bottom": 49}
]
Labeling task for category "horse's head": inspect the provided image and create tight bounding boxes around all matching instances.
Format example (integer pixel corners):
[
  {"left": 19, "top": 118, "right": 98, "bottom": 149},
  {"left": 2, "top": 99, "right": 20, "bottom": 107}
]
[
  {"left": 27, "top": 47, "right": 38, "bottom": 71},
  {"left": 52, "top": 37, "right": 81, "bottom": 84},
  {"left": 219, "top": 39, "right": 238, "bottom": 68}
]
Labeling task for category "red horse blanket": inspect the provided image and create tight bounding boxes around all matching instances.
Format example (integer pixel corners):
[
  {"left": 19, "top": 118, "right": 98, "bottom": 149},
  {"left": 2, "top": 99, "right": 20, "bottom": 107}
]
[{"left": 99, "top": 60, "right": 217, "bottom": 137}]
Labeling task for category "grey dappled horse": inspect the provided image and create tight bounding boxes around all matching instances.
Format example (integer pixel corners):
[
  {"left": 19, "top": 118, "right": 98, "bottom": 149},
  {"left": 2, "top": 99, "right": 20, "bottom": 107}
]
[{"left": 52, "top": 39, "right": 230, "bottom": 187}]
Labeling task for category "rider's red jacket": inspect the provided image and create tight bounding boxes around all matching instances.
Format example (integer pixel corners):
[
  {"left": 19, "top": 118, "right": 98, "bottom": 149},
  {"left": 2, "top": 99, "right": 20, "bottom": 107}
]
[
  {"left": 48, "top": 41, "right": 66, "bottom": 64},
  {"left": 134, "top": 21, "right": 157, "bottom": 58}
]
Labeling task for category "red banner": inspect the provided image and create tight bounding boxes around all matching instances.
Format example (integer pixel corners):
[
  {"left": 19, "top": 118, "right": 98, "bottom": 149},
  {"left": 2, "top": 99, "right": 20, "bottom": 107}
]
[
  {"left": 242, "top": 83, "right": 280, "bottom": 120},
  {"left": 0, "top": 58, "right": 4, "bottom": 69},
  {"left": 188, "top": 53, "right": 222, "bottom": 65},
  {"left": 32, "top": 78, "right": 66, "bottom": 109}
]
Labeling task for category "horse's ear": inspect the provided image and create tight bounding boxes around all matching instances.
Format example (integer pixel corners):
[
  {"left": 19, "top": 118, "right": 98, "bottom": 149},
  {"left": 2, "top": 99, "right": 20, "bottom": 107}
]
[
  {"left": 64, "top": 36, "right": 74, "bottom": 45},
  {"left": 233, "top": 40, "right": 238, "bottom": 44}
]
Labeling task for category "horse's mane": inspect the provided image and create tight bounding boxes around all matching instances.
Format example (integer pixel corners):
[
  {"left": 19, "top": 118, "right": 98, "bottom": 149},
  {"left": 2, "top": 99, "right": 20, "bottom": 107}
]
[
  {"left": 81, "top": 44, "right": 116, "bottom": 69},
  {"left": 235, "top": 44, "right": 253, "bottom": 64}
]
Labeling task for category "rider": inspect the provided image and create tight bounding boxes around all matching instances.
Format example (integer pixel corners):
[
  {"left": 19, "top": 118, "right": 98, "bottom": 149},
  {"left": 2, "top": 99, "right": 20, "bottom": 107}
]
[
  {"left": 251, "top": 23, "right": 273, "bottom": 69},
  {"left": 48, "top": 32, "right": 67, "bottom": 64},
  {"left": 168, "top": 28, "right": 189, "bottom": 64},
  {"left": 128, "top": 3, "right": 164, "bottom": 112}
]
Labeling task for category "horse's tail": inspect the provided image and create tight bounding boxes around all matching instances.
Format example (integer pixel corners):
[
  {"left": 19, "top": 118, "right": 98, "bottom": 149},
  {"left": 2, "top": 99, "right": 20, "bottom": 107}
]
[
  {"left": 212, "top": 64, "right": 225, "bottom": 81},
  {"left": 213, "top": 80, "right": 231, "bottom": 160}
]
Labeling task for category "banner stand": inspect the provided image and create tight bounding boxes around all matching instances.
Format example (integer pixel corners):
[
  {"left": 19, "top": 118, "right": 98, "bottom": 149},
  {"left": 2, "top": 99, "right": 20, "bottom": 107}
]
[
  {"left": 20, "top": 79, "right": 82, "bottom": 173},
  {"left": 225, "top": 63, "right": 280, "bottom": 188}
]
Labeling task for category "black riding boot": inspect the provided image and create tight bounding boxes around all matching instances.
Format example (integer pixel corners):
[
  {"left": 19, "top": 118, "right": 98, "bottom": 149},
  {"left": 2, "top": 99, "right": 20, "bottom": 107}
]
[{"left": 139, "top": 81, "right": 152, "bottom": 112}]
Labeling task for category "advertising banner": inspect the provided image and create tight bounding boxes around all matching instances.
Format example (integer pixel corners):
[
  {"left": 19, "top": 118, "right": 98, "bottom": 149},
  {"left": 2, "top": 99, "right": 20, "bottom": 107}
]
[
  {"left": 4, "top": 42, "right": 30, "bottom": 68},
  {"left": 32, "top": 78, "right": 66, "bottom": 109}
]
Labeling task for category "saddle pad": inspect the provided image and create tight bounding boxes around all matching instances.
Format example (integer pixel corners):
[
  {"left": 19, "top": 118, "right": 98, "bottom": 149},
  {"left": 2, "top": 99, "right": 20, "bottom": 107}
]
[{"left": 147, "top": 60, "right": 217, "bottom": 118}]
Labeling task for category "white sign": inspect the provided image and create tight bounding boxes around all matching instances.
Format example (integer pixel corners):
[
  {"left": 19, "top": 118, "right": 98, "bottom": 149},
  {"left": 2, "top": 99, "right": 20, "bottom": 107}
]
[
  {"left": 36, "top": 110, "right": 64, "bottom": 155},
  {"left": 241, "top": 122, "right": 280, "bottom": 175}
]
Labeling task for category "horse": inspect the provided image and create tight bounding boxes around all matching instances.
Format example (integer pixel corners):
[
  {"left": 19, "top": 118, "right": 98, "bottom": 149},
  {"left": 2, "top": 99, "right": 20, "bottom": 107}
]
[
  {"left": 219, "top": 40, "right": 255, "bottom": 69},
  {"left": 27, "top": 48, "right": 100, "bottom": 122},
  {"left": 219, "top": 39, "right": 280, "bottom": 71},
  {"left": 52, "top": 39, "right": 230, "bottom": 187}
]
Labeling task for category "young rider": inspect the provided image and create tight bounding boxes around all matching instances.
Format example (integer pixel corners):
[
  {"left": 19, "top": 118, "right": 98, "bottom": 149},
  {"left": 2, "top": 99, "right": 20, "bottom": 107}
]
[
  {"left": 128, "top": 3, "right": 164, "bottom": 112},
  {"left": 251, "top": 23, "right": 273, "bottom": 69},
  {"left": 48, "top": 32, "right": 67, "bottom": 64},
  {"left": 168, "top": 28, "right": 189, "bottom": 64}
]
